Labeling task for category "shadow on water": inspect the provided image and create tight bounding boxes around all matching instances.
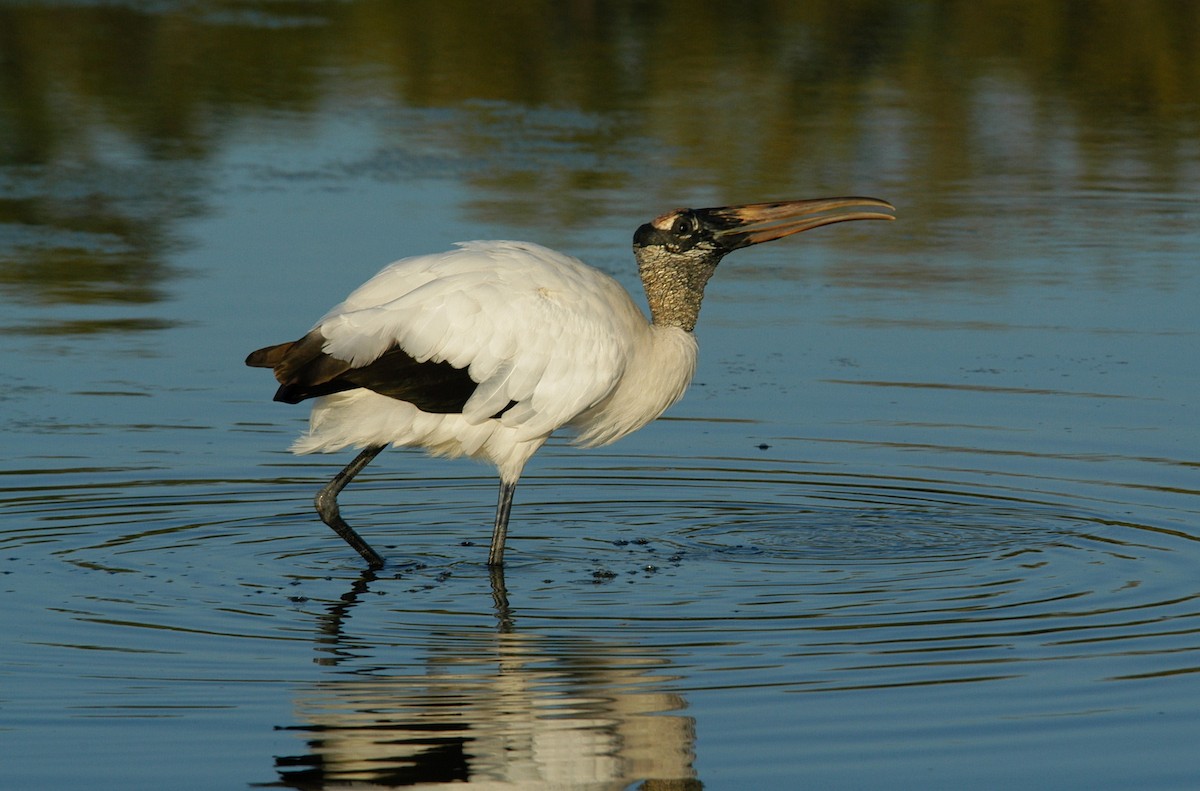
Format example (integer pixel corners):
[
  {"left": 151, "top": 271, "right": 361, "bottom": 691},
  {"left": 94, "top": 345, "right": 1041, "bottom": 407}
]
[{"left": 264, "top": 567, "right": 702, "bottom": 789}]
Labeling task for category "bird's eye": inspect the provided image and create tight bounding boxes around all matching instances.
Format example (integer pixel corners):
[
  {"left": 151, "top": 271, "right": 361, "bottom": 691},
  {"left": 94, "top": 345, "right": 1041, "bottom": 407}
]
[{"left": 671, "top": 214, "right": 697, "bottom": 237}]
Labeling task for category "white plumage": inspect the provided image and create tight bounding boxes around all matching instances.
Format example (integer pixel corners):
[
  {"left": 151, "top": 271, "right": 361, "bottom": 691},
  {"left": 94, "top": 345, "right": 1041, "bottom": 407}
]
[
  {"left": 248, "top": 197, "right": 893, "bottom": 567},
  {"left": 295, "top": 240, "right": 696, "bottom": 474}
]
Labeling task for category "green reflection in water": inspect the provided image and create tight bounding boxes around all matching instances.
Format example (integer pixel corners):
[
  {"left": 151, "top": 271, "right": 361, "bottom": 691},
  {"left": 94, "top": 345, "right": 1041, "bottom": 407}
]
[{"left": 1, "top": 0, "right": 1197, "bottom": 326}]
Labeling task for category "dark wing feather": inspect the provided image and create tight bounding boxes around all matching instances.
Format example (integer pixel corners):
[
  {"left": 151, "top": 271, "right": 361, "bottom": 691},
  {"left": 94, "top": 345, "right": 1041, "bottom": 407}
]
[
  {"left": 341, "top": 346, "right": 479, "bottom": 412},
  {"left": 246, "top": 330, "right": 481, "bottom": 413}
]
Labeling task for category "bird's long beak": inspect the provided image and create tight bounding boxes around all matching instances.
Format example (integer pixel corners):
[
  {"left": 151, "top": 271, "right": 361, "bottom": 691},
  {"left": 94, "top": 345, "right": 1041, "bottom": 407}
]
[{"left": 701, "top": 197, "right": 895, "bottom": 251}]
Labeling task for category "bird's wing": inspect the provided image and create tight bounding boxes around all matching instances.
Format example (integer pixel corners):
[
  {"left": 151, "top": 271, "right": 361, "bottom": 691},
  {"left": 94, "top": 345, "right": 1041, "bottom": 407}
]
[{"left": 316, "top": 242, "right": 645, "bottom": 440}]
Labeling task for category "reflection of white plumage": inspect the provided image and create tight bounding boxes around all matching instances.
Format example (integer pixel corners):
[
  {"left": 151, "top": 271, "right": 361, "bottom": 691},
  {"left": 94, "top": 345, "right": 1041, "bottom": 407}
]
[{"left": 247, "top": 197, "right": 894, "bottom": 568}]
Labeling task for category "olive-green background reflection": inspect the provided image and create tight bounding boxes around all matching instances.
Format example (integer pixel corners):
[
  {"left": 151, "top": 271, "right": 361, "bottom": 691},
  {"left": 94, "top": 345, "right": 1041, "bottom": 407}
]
[{"left": 2, "top": 0, "right": 1197, "bottom": 314}]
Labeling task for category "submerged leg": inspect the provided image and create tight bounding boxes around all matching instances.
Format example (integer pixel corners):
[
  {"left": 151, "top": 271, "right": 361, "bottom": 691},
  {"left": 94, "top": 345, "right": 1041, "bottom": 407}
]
[
  {"left": 314, "top": 444, "right": 386, "bottom": 569},
  {"left": 487, "top": 480, "right": 518, "bottom": 567}
]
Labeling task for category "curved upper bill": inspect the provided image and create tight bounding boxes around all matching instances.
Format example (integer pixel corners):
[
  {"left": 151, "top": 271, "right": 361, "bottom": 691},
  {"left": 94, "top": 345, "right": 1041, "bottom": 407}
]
[{"left": 700, "top": 197, "right": 895, "bottom": 251}]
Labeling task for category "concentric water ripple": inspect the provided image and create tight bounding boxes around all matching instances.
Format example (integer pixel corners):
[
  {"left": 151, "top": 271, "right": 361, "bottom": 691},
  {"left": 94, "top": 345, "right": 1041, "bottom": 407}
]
[{"left": 5, "top": 445, "right": 1199, "bottom": 790}]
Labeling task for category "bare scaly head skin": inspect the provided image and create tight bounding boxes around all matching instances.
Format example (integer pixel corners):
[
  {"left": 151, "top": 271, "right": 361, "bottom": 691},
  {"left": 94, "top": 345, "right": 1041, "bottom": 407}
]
[
  {"left": 633, "top": 197, "right": 895, "bottom": 331},
  {"left": 634, "top": 209, "right": 721, "bottom": 331}
]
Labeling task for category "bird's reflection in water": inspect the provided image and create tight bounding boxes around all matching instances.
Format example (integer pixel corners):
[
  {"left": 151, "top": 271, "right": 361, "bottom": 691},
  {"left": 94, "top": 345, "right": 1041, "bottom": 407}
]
[{"left": 271, "top": 568, "right": 702, "bottom": 789}]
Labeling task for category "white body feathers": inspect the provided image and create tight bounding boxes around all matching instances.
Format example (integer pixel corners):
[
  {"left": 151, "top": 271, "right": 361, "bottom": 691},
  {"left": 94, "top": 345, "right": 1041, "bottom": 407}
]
[{"left": 291, "top": 241, "right": 698, "bottom": 482}]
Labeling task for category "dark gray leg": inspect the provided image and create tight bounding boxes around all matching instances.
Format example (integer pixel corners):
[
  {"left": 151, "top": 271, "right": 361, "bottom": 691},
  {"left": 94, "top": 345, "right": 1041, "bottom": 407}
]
[
  {"left": 487, "top": 480, "right": 517, "bottom": 567},
  {"left": 314, "top": 445, "right": 386, "bottom": 568},
  {"left": 489, "top": 564, "right": 513, "bottom": 633}
]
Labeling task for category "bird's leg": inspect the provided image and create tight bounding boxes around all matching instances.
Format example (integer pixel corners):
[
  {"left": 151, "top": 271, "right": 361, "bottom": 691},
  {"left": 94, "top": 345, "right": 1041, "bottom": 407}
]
[
  {"left": 487, "top": 480, "right": 518, "bottom": 567},
  {"left": 314, "top": 444, "right": 386, "bottom": 569},
  {"left": 488, "top": 564, "right": 513, "bottom": 633}
]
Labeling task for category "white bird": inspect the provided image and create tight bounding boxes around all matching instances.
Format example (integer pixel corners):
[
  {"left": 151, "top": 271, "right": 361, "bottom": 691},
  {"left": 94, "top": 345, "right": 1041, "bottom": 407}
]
[{"left": 247, "top": 197, "right": 894, "bottom": 568}]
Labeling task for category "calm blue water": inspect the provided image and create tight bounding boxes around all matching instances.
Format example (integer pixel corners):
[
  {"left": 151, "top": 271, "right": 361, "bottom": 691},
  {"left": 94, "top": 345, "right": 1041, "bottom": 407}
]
[{"left": 3, "top": 3, "right": 1199, "bottom": 789}]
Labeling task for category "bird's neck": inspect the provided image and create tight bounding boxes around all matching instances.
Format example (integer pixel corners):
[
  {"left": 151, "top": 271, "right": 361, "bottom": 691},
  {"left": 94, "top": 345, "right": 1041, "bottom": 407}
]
[
  {"left": 636, "top": 248, "right": 719, "bottom": 332},
  {"left": 570, "top": 324, "right": 698, "bottom": 448}
]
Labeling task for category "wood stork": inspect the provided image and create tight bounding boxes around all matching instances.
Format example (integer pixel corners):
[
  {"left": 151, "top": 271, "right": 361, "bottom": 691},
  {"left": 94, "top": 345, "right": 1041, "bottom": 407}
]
[{"left": 247, "top": 197, "right": 894, "bottom": 568}]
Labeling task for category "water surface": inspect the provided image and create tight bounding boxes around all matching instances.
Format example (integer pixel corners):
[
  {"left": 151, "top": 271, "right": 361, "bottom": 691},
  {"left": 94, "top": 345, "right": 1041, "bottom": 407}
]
[{"left": 2, "top": 2, "right": 1199, "bottom": 789}]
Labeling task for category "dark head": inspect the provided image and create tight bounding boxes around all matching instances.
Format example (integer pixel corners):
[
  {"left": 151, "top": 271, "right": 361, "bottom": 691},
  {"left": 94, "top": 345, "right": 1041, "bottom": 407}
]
[{"left": 633, "top": 197, "right": 895, "bottom": 330}]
